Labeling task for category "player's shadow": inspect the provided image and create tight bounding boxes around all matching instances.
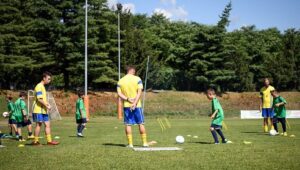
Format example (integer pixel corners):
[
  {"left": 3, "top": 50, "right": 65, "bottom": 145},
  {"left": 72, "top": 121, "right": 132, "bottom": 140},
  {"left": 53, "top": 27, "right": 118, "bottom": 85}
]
[
  {"left": 189, "top": 141, "right": 213, "bottom": 145},
  {"left": 102, "top": 143, "right": 126, "bottom": 147}
]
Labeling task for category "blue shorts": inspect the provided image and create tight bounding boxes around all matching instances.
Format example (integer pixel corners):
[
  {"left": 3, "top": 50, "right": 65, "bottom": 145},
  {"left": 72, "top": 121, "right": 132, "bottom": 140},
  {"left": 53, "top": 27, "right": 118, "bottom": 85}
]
[
  {"left": 76, "top": 118, "right": 87, "bottom": 124},
  {"left": 124, "top": 107, "right": 144, "bottom": 125},
  {"left": 210, "top": 124, "right": 222, "bottom": 130},
  {"left": 32, "top": 113, "right": 49, "bottom": 122},
  {"left": 262, "top": 108, "right": 274, "bottom": 118},
  {"left": 8, "top": 119, "right": 17, "bottom": 124}
]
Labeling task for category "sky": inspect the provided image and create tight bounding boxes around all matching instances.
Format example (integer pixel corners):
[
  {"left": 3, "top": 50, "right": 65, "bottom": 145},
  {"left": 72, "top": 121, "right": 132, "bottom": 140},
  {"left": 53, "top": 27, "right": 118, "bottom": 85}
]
[{"left": 107, "top": 0, "right": 300, "bottom": 32}]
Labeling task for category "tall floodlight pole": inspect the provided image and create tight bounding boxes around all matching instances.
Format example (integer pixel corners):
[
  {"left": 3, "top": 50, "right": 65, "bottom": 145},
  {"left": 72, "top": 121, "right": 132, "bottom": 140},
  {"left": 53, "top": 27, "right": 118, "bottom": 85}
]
[
  {"left": 84, "top": 0, "right": 90, "bottom": 119},
  {"left": 117, "top": 3, "right": 123, "bottom": 120},
  {"left": 85, "top": 0, "right": 88, "bottom": 95},
  {"left": 117, "top": 3, "right": 122, "bottom": 80}
]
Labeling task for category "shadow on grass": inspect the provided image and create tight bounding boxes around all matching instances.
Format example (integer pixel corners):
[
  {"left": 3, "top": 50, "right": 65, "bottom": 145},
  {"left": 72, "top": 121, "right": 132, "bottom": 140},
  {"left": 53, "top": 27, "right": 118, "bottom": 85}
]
[
  {"left": 102, "top": 143, "right": 126, "bottom": 147},
  {"left": 189, "top": 141, "right": 213, "bottom": 145},
  {"left": 241, "top": 131, "right": 269, "bottom": 135}
]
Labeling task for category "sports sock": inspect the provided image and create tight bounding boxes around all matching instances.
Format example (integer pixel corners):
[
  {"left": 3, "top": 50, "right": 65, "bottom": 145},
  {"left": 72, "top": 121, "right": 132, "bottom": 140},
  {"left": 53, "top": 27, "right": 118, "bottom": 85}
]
[
  {"left": 34, "top": 136, "right": 39, "bottom": 143},
  {"left": 216, "top": 129, "right": 226, "bottom": 141},
  {"left": 46, "top": 134, "right": 52, "bottom": 143},
  {"left": 264, "top": 125, "right": 268, "bottom": 132},
  {"left": 280, "top": 118, "right": 286, "bottom": 132},
  {"left": 211, "top": 130, "right": 219, "bottom": 143},
  {"left": 273, "top": 122, "right": 278, "bottom": 132},
  {"left": 28, "top": 132, "right": 33, "bottom": 136},
  {"left": 77, "top": 124, "right": 81, "bottom": 133},
  {"left": 19, "top": 136, "right": 23, "bottom": 140},
  {"left": 127, "top": 134, "right": 133, "bottom": 145},
  {"left": 15, "top": 132, "right": 19, "bottom": 136},
  {"left": 79, "top": 125, "right": 85, "bottom": 133},
  {"left": 141, "top": 134, "right": 147, "bottom": 145}
]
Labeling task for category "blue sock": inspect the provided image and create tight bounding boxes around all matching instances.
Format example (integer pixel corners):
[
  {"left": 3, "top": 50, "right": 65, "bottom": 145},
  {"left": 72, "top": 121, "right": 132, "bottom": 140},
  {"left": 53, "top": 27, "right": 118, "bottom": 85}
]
[
  {"left": 79, "top": 125, "right": 85, "bottom": 133},
  {"left": 77, "top": 125, "right": 81, "bottom": 133},
  {"left": 211, "top": 130, "right": 219, "bottom": 143},
  {"left": 216, "top": 129, "right": 226, "bottom": 142}
]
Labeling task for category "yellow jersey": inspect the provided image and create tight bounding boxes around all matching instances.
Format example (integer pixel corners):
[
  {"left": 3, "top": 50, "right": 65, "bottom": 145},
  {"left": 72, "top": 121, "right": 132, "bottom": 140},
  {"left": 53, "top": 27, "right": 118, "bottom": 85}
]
[
  {"left": 260, "top": 85, "right": 275, "bottom": 108},
  {"left": 33, "top": 82, "right": 48, "bottom": 114},
  {"left": 117, "top": 74, "right": 143, "bottom": 107}
]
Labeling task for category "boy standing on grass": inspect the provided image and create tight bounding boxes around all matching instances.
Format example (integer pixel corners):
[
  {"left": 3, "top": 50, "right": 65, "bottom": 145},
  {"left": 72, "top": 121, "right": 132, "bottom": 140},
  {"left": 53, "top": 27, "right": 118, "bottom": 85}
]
[
  {"left": 206, "top": 88, "right": 231, "bottom": 144},
  {"left": 75, "top": 90, "right": 87, "bottom": 137},
  {"left": 117, "top": 66, "right": 148, "bottom": 148},
  {"left": 271, "top": 90, "right": 288, "bottom": 136},
  {"left": 15, "top": 91, "right": 34, "bottom": 140},
  {"left": 31, "top": 72, "right": 59, "bottom": 145},
  {"left": 6, "top": 94, "right": 18, "bottom": 138}
]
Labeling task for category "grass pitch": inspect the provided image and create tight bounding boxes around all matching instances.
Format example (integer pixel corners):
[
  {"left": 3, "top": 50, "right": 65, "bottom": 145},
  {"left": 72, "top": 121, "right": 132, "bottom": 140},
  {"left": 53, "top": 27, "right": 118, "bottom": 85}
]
[{"left": 0, "top": 117, "right": 300, "bottom": 170}]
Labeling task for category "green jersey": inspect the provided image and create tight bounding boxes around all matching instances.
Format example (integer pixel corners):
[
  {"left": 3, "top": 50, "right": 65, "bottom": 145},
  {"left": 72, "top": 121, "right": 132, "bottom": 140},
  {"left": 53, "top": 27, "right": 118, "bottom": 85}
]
[
  {"left": 75, "top": 98, "right": 86, "bottom": 120},
  {"left": 211, "top": 98, "right": 224, "bottom": 126},
  {"left": 7, "top": 101, "right": 16, "bottom": 120},
  {"left": 273, "top": 96, "right": 287, "bottom": 118}
]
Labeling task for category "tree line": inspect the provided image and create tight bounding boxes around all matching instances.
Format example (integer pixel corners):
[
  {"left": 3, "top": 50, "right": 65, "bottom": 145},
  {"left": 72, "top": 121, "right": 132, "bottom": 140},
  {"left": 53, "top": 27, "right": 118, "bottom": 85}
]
[{"left": 1, "top": 0, "right": 299, "bottom": 92}]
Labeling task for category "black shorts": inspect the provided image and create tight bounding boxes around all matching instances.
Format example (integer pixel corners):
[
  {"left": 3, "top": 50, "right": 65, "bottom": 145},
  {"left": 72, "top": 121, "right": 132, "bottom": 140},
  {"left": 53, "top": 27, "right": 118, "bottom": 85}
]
[
  {"left": 17, "top": 122, "right": 24, "bottom": 128},
  {"left": 76, "top": 118, "right": 87, "bottom": 124},
  {"left": 8, "top": 119, "right": 17, "bottom": 124},
  {"left": 22, "top": 119, "right": 32, "bottom": 126},
  {"left": 210, "top": 124, "right": 222, "bottom": 130}
]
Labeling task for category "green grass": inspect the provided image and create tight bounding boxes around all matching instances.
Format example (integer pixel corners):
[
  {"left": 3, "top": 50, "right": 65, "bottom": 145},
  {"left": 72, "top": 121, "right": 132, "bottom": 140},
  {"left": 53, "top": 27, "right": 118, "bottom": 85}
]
[{"left": 1, "top": 117, "right": 300, "bottom": 170}]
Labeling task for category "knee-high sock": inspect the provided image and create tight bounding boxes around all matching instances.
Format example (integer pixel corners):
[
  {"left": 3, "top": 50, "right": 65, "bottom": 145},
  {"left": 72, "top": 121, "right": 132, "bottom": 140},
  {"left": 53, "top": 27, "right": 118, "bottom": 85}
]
[
  {"left": 211, "top": 130, "right": 219, "bottom": 143},
  {"left": 141, "top": 134, "right": 147, "bottom": 145},
  {"left": 279, "top": 118, "right": 286, "bottom": 132},
  {"left": 79, "top": 124, "right": 85, "bottom": 133},
  {"left": 216, "top": 129, "right": 226, "bottom": 141},
  {"left": 127, "top": 134, "right": 133, "bottom": 145},
  {"left": 77, "top": 124, "right": 81, "bottom": 133}
]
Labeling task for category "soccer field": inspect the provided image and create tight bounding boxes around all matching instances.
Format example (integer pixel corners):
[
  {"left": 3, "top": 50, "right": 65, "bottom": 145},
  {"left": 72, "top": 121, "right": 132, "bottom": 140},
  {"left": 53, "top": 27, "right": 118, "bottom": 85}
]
[{"left": 0, "top": 117, "right": 300, "bottom": 170}]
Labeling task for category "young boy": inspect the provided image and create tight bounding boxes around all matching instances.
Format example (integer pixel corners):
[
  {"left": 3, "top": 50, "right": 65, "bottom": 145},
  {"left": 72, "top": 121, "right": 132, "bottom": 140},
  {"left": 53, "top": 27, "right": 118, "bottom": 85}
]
[
  {"left": 271, "top": 90, "right": 288, "bottom": 136},
  {"left": 15, "top": 91, "right": 34, "bottom": 140},
  {"left": 75, "top": 90, "right": 87, "bottom": 137},
  {"left": 206, "top": 88, "right": 231, "bottom": 144},
  {"left": 6, "top": 95, "right": 18, "bottom": 138}
]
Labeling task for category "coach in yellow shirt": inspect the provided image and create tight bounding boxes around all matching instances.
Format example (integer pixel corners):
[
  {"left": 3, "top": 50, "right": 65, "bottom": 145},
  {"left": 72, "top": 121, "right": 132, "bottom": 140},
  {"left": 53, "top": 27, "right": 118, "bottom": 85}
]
[
  {"left": 32, "top": 72, "right": 59, "bottom": 145},
  {"left": 259, "top": 78, "right": 275, "bottom": 132},
  {"left": 117, "top": 66, "right": 148, "bottom": 148}
]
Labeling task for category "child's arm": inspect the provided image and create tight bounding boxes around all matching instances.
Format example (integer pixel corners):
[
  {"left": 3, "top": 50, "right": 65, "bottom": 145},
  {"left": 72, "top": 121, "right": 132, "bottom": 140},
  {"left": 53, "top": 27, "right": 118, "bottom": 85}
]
[{"left": 210, "top": 109, "right": 218, "bottom": 119}]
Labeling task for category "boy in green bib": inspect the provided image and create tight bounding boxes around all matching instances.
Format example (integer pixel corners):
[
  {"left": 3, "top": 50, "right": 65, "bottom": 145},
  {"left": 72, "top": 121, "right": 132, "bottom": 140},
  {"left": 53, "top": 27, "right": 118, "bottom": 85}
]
[{"left": 271, "top": 90, "right": 288, "bottom": 136}]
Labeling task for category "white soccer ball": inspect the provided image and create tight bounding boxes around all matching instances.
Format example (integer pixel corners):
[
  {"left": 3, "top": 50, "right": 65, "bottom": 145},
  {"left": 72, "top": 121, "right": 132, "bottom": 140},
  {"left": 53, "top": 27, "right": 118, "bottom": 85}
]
[
  {"left": 176, "top": 135, "right": 185, "bottom": 144},
  {"left": 2, "top": 112, "right": 9, "bottom": 118},
  {"left": 269, "top": 129, "right": 277, "bottom": 136}
]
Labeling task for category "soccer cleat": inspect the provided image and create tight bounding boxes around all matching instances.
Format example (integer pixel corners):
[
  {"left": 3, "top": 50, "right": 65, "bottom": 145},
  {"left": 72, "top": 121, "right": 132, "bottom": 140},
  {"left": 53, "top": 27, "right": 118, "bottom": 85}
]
[
  {"left": 126, "top": 144, "right": 134, "bottom": 148},
  {"left": 19, "top": 139, "right": 26, "bottom": 142},
  {"left": 27, "top": 135, "right": 35, "bottom": 139},
  {"left": 214, "top": 143, "right": 220, "bottom": 144},
  {"left": 222, "top": 139, "right": 232, "bottom": 144},
  {"left": 47, "top": 141, "right": 59, "bottom": 145},
  {"left": 143, "top": 143, "right": 149, "bottom": 147},
  {"left": 31, "top": 141, "right": 41, "bottom": 146},
  {"left": 77, "top": 133, "right": 84, "bottom": 137},
  {"left": 283, "top": 132, "right": 288, "bottom": 137}
]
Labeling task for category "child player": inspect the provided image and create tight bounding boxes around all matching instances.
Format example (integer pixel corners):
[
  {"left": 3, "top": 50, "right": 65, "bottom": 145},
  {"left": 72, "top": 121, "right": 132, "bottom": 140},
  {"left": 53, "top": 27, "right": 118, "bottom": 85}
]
[
  {"left": 6, "top": 94, "right": 18, "bottom": 138},
  {"left": 271, "top": 90, "right": 288, "bottom": 136},
  {"left": 206, "top": 88, "right": 231, "bottom": 144},
  {"left": 75, "top": 90, "right": 87, "bottom": 137},
  {"left": 15, "top": 91, "right": 34, "bottom": 140}
]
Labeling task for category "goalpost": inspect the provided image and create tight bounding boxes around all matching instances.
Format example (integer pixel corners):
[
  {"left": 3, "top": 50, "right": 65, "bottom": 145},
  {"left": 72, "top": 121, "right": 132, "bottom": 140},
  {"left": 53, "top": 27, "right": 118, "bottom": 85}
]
[{"left": 28, "top": 90, "right": 62, "bottom": 121}]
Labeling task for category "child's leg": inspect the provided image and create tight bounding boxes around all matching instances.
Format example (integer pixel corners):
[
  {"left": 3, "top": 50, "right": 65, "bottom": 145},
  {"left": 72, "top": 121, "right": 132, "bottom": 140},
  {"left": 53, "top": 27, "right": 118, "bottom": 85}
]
[
  {"left": 79, "top": 123, "right": 86, "bottom": 134},
  {"left": 12, "top": 124, "right": 18, "bottom": 136},
  {"left": 216, "top": 128, "right": 226, "bottom": 142},
  {"left": 279, "top": 118, "right": 286, "bottom": 133},
  {"left": 77, "top": 124, "right": 81, "bottom": 133},
  {"left": 34, "top": 122, "right": 42, "bottom": 143},
  {"left": 27, "top": 123, "right": 33, "bottom": 136},
  {"left": 210, "top": 126, "right": 219, "bottom": 143},
  {"left": 17, "top": 127, "right": 23, "bottom": 140},
  {"left": 273, "top": 118, "right": 278, "bottom": 132}
]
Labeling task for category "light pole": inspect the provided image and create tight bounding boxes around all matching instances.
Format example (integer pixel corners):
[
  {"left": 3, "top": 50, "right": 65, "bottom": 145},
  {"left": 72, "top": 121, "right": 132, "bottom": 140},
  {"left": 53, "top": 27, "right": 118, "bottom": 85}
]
[{"left": 117, "top": 3, "right": 123, "bottom": 120}]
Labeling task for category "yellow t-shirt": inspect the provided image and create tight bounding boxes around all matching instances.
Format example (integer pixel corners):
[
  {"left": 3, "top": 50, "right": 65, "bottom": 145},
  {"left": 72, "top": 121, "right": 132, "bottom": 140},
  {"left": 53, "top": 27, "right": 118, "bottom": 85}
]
[
  {"left": 117, "top": 74, "right": 143, "bottom": 107},
  {"left": 33, "top": 82, "right": 48, "bottom": 114},
  {"left": 260, "top": 85, "right": 275, "bottom": 108}
]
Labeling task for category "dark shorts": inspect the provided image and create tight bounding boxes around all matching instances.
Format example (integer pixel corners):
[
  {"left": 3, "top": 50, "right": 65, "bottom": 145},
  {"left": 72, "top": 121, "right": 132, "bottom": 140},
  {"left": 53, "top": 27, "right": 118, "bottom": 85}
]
[
  {"left": 32, "top": 113, "right": 49, "bottom": 122},
  {"left": 262, "top": 108, "right": 274, "bottom": 118},
  {"left": 22, "top": 119, "right": 32, "bottom": 126},
  {"left": 8, "top": 119, "right": 17, "bottom": 124},
  {"left": 76, "top": 118, "right": 87, "bottom": 124},
  {"left": 210, "top": 124, "right": 222, "bottom": 130},
  {"left": 17, "top": 122, "right": 24, "bottom": 128},
  {"left": 124, "top": 107, "right": 144, "bottom": 125}
]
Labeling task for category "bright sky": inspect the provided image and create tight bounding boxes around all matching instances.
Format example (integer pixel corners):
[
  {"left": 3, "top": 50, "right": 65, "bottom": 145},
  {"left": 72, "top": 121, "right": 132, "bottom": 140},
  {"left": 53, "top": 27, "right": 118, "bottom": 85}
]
[{"left": 107, "top": 0, "right": 300, "bottom": 31}]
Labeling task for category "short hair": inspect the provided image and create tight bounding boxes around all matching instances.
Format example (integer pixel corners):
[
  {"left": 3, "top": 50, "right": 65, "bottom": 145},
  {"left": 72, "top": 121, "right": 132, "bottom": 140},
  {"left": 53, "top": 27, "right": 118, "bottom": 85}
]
[
  {"left": 19, "top": 91, "right": 27, "bottom": 97},
  {"left": 206, "top": 88, "right": 216, "bottom": 95},
  {"left": 126, "top": 65, "right": 136, "bottom": 73},
  {"left": 271, "top": 90, "right": 278, "bottom": 94},
  {"left": 43, "top": 71, "right": 52, "bottom": 78},
  {"left": 78, "top": 90, "right": 84, "bottom": 97},
  {"left": 6, "top": 94, "right": 13, "bottom": 100}
]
